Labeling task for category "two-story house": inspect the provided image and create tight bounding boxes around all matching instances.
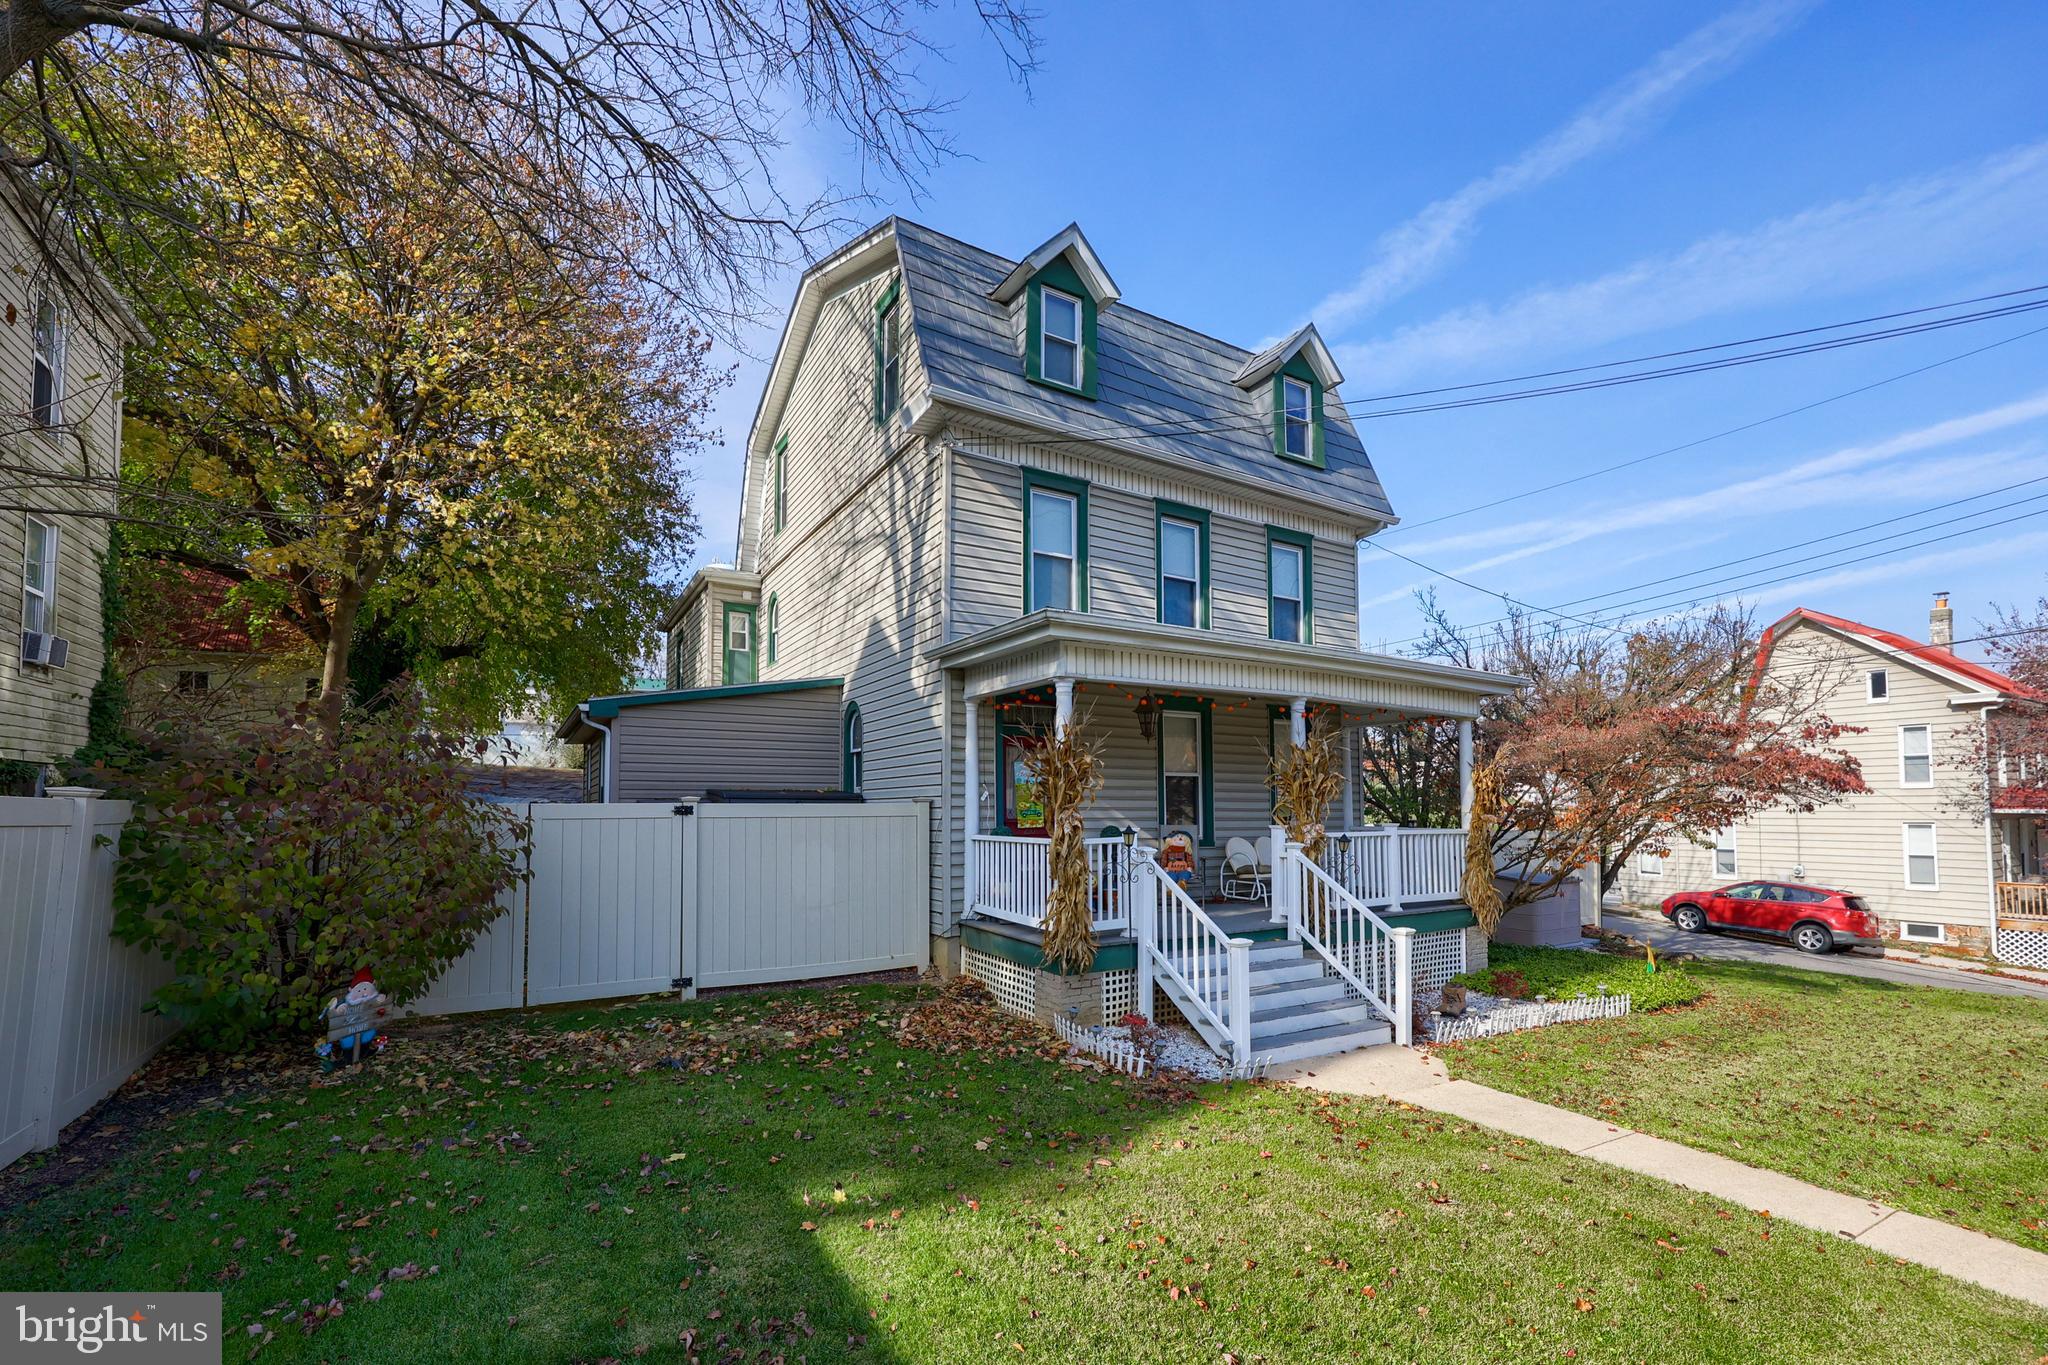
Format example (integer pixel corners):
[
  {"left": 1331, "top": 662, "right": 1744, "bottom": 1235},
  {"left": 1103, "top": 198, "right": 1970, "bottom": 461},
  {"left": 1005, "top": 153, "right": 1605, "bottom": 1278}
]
[
  {"left": 0, "top": 184, "right": 143, "bottom": 791},
  {"left": 560, "top": 220, "right": 1522, "bottom": 1058},
  {"left": 1613, "top": 596, "right": 2048, "bottom": 964}
]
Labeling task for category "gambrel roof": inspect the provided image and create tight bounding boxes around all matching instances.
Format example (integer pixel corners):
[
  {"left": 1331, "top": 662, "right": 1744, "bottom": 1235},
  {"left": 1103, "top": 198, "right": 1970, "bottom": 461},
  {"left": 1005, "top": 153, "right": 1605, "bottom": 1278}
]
[{"left": 894, "top": 219, "right": 1395, "bottom": 524}]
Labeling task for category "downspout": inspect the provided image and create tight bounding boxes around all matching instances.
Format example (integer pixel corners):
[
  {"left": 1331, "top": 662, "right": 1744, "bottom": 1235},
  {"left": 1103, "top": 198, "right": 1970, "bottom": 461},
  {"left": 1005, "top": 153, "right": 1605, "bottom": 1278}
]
[{"left": 581, "top": 706, "right": 615, "bottom": 804}]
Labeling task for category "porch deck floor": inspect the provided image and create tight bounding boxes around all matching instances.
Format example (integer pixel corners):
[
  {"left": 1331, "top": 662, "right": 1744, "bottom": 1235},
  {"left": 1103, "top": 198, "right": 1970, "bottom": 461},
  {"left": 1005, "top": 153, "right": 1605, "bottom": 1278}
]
[{"left": 964, "top": 899, "right": 1469, "bottom": 951}]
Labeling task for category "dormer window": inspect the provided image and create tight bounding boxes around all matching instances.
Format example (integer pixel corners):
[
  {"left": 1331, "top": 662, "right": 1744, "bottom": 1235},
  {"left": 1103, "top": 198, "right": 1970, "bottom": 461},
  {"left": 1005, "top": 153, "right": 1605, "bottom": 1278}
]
[
  {"left": 1282, "top": 377, "right": 1312, "bottom": 460},
  {"left": 872, "top": 279, "right": 903, "bottom": 424},
  {"left": 1040, "top": 288, "right": 1082, "bottom": 388}
]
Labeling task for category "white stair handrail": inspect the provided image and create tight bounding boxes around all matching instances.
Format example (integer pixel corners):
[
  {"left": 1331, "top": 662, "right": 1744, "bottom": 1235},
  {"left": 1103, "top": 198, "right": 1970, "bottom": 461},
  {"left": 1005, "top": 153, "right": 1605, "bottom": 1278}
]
[
  {"left": 1132, "top": 850, "right": 1253, "bottom": 1062},
  {"left": 1279, "top": 839, "right": 1416, "bottom": 1046}
]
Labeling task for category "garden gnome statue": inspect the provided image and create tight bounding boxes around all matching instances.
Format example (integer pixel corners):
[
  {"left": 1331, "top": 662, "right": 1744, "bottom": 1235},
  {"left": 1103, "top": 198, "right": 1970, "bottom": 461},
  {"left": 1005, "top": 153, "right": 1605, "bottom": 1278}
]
[{"left": 316, "top": 968, "right": 389, "bottom": 1071}]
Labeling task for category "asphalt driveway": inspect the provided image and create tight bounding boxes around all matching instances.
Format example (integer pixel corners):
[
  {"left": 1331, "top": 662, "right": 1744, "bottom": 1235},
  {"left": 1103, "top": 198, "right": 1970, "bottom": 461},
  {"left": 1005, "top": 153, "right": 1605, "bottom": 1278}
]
[{"left": 1605, "top": 905, "right": 2048, "bottom": 1001}]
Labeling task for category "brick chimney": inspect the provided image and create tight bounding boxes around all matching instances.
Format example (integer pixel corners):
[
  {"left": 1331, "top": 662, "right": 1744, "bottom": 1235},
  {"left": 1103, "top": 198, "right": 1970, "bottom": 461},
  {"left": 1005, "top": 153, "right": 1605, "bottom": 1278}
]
[{"left": 1929, "top": 590, "right": 1953, "bottom": 648}]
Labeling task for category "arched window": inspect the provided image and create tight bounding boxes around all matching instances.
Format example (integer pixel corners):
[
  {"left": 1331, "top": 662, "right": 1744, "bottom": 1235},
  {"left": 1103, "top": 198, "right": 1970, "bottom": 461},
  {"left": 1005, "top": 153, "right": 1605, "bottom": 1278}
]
[
  {"left": 842, "top": 703, "right": 864, "bottom": 793},
  {"left": 764, "top": 593, "right": 779, "bottom": 667}
]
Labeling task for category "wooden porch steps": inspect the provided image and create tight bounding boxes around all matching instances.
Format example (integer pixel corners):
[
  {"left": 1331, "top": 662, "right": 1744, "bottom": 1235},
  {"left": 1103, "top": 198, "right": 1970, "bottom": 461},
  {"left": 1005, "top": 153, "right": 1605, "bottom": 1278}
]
[{"left": 1159, "top": 936, "right": 1395, "bottom": 1065}]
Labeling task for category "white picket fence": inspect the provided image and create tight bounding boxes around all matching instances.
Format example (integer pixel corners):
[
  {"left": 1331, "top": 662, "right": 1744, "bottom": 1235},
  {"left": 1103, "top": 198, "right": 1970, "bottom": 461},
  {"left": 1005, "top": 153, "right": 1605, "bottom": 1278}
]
[
  {"left": 1, "top": 795, "right": 929, "bottom": 1167},
  {"left": 0, "top": 797, "right": 177, "bottom": 1169},
  {"left": 410, "top": 800, "right": 930, "bottom": 1013}
]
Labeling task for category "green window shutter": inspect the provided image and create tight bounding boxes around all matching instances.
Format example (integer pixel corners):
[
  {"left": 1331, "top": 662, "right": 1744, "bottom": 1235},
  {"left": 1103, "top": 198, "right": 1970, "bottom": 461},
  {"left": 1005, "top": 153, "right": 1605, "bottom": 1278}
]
[{"left": 764, "top": 593, "right": 778, "bottom": 667}]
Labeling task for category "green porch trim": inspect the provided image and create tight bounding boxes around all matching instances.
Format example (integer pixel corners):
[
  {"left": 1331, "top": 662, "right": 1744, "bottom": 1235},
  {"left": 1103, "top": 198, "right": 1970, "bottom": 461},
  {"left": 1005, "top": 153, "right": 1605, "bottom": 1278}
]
[
  {"left": 1271, "top": 353, "right": 1325, "bottom": 468},
  {"left": 1022, "top": 467, "right": 1090, "bottom": 613},
  {"left": 1264, "top": 525, "right": 1315, "bottom": 645},
  {"left": 1153, "top": 499, "right": 1211, "bottom": 630},
  {"left": 1155, "top": 695, "right": 1216, "bottom": 846},
  {"left": 1384, "top": 905, "right": 1477, "bottom": 933},
  {"left": 721, "top": 602, "right": 757, "bottom": 685},
  {"left": 1023, "top": 255, "right": 1099, "bottom": 399},
  {"left": 583, "top": 676, "right": 841, "bottom": 718},
  {"left": 962, "top": 922, "right": 1136, "bottom": 974}
]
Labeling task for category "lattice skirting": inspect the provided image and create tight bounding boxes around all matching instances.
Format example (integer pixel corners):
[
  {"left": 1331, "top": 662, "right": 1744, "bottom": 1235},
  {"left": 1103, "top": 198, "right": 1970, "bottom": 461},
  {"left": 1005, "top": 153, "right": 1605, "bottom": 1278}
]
[
  {"left": 1100, "top": 968, "right": 1136, "bottom": 1021},
  {"left": 962, "top": 947, "right": 1037, "bottom": 1020},
  {"left": 1994, "top": 927, "right": 2048, "bottom": 970},
  {"left": 1411, "top": 929, "right": 1468, "bottom": 991}
]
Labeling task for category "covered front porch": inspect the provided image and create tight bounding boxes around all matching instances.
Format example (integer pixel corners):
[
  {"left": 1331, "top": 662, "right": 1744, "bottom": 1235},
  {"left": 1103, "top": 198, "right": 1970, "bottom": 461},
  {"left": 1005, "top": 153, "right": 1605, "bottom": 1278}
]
[{"left": 933, "top": 611, "right": 1522, "bottom": 1060}]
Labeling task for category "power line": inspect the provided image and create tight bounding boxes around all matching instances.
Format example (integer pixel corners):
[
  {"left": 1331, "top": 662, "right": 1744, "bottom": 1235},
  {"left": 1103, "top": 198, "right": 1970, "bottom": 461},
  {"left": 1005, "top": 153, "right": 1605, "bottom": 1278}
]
[{"left": 1385, "top": 320, "right": 2048, "bottom": 535}]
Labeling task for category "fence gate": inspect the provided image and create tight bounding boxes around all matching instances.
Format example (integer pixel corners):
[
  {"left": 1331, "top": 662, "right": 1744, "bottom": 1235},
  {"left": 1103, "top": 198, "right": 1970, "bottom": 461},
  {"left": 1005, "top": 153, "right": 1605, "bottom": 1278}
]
[{"left": 525, "top": 804, "right": 686, "bottom": 1006}]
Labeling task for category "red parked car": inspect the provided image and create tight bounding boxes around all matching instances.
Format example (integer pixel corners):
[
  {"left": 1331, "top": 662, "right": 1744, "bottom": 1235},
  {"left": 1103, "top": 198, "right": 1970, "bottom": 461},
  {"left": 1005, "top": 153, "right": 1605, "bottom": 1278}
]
[{"left": 1658, "top": 880, "right": 1882, "bottom": 954}]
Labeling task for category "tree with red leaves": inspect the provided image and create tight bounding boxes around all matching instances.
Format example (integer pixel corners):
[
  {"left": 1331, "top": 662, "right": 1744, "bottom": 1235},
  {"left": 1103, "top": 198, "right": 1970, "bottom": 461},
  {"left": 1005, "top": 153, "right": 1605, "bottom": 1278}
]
[
  {"left": 1940, "top": 595, "right": 2048, "bottom": 855},
  {"left": 1416, "top": 595, "right": 1867, "bottom": 911}
]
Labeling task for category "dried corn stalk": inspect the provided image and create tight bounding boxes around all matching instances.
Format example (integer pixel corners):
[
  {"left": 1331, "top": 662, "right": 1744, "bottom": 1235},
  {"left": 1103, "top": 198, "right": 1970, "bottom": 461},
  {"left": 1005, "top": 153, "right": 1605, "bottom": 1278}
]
[
  {"left": 1271, "top": 711, "right": 1343, "bottom": 864},
  {"left": 1463, "top": 761, "right": 1507, "bottom": 938},
  {"left": 1024, "top": 719, "right": 1105, "bottom": 972}
]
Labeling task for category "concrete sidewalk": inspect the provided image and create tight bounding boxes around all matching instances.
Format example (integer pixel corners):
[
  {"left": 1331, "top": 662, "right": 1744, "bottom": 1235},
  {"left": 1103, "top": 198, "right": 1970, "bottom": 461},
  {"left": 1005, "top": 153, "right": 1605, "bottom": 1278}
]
[{"left": 1278, "top": 1046, "right": 2048, "bottom": 1311}]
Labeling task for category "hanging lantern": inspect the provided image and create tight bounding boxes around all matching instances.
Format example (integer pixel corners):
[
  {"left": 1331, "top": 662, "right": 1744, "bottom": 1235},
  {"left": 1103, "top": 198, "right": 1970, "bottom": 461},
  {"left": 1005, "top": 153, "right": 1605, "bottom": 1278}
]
[{"left": 1136, "top": 694, "right": 1157, "bottom": 742}]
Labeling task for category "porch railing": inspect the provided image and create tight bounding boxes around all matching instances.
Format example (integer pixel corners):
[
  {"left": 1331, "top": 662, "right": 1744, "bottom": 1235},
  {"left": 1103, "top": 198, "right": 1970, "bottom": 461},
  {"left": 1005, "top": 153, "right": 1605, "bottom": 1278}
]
[
  {"left": 967, "top": 835, "right": 1131, "bottom": 932},
  {"left": 1996, "top": 881, "right": 2048, "bottom": 924},
  {"left": 1133, "top": 849, "right": 1253, "bottom": 1062},
  {"left": 1318, "top": 826, "right": 1467, "bottom": 909},
  {"left": 1275, "top": 836, "right": 1413, "bottom": 1045}
]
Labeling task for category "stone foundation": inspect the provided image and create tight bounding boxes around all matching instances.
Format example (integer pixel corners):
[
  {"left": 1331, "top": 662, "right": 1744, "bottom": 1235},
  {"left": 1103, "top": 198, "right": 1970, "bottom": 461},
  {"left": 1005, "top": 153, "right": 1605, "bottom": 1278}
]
[
  {"left": 929, "top": 933, "right": 963, "bottom": 978},
  {"left": 1884, "top": 922, "right": 1990, "bottom": 956},
  {"left": 1462, "top": 926, "right": 1489, "bottom": 975},
  {"left": 1034, "top": 967, "right": 1105, "bottom": 1026}
]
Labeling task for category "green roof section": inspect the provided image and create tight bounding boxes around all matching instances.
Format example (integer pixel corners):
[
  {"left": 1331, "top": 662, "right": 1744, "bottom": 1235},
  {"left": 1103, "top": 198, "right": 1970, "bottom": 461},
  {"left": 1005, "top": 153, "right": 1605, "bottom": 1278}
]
[{"left": 583, "top": 676, "right": 844, "bottom": 719}]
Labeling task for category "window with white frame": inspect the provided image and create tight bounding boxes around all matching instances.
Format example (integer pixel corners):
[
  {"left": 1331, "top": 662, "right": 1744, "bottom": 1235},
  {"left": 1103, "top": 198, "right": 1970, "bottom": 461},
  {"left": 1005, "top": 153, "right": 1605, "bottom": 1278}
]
[
  {"left": 1899, "top": 725, "right": 1933, "bottom": 787},
  {"left": 1714, "top": 827, "right": 1737, "bottom": 877},
  {"left": 1269, "top": 539, "right": 1305, "bottom": 643},
  {"left": 1281, "top": 376, "right": 1312, "bottom": 460},
  {"left": 1636, "top": 848, "right": 1661, "bottom": 877},
  {"left": 21, "top": 515, "right": 56, "bottom": 637},
  {"left": 1902, "top": 822, "right": 1938, "bottom": 889},
  {"left": 843, "top": 704, "right": 864, "bottom": 794},
  {"left": 175, "top": 670, "right": 210, "bottom": 694},
  {"left": 1028, "top": 486, "right": 1078, "bottom": 611},
  {"left": 1160, "top": 710, "right": 1204, "bottom": 834},
  {"left": 1866, "top": 668, "right": 1888, "bottom": 701},
  {"left": 31, "top": 292, "right": 63, "bottom": 429},
  {"left": 1899, "top": 921, "right": 1946, "bottom": 943},
  {"left": 1269, "top": 711, "right": 1293, "bottom": 809},
  {"left": 1040, "top": 287, "right": 1082, "bottom": 389},
  {"left": 1159, "top": 515, "right": 1201, "bottom": 627}
]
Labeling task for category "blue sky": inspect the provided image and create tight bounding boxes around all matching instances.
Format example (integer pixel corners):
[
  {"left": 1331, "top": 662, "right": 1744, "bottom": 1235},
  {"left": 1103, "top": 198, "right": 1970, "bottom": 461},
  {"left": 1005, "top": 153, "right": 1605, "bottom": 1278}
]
[{"left": 686, "top": 0, "right": 2048, "bottom": 662}]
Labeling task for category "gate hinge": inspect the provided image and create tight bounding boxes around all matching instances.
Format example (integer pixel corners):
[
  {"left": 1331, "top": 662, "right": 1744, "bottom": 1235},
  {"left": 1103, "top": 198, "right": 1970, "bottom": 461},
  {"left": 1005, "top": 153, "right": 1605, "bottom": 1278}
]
[{"left": 673, "top": 976, "right": 693, "bottom": 991}]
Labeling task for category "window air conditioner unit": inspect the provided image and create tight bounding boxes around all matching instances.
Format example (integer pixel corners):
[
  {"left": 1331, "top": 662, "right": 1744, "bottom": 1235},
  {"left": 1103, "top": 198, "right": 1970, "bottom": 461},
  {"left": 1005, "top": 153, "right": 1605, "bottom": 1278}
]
[{"left": 19, "top": 631, "right": 68, "bottom": 667}]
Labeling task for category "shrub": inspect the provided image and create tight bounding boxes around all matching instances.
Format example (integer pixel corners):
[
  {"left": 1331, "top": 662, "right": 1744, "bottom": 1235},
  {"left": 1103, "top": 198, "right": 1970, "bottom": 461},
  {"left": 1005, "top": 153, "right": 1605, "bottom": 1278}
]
[
  {"left": 97, "top": 694, "right": 528, "bottom": 1048},
  {"left": 1453, "top": 943, "right": 1704, "bottom": 1012}
]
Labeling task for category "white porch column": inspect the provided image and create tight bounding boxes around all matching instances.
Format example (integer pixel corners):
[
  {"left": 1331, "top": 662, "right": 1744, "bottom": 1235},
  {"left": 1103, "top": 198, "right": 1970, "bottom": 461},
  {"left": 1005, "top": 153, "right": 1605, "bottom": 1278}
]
[
  {"left": 1054, "top": 677, "right": 1077, "bottom": 735},
  {"left": 1288, "top": 697, "right": 1308, "bottom": 747},
  {"left": 1458, "top": 719, "right": 1475, "bottom": 829},
  {"left": 963, "top": 696, "right": 980, "bottom": 917}
]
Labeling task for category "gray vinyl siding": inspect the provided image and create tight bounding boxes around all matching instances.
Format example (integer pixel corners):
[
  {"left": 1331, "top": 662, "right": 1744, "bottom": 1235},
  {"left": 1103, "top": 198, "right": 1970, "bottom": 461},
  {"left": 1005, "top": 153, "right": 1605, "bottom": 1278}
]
[
  {"left": 607, "top": 688, "right": 843, "bottom": 801},
  {"left": 0, "top": 213, "right": 127, "bottom": 767},
  {"left": 1612, "top": 621, "right": 1995, "bottom": 933},
  {"left": 946, "top": 437, "right": 1360, "bottom": 647},
  {"left": 736, "top": 259, "right": 952, "bottom": 933}
]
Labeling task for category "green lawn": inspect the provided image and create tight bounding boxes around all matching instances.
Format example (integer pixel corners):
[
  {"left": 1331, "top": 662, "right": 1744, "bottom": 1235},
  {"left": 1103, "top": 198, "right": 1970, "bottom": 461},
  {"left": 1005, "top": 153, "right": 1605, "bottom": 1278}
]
[
  {"left": 1440, "top": 949, "right": 2048, "bottom": 1255},
  {"left": 3, "top": 981, "right": 2043, "bottom": 1363}
]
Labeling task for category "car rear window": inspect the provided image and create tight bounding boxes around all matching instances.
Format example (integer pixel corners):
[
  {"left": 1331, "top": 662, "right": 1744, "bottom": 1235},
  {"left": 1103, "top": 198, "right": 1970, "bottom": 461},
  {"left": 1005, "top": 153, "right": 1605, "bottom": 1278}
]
[{"left": 1843, "top": 896, "right": 1867, "bottom": 911}]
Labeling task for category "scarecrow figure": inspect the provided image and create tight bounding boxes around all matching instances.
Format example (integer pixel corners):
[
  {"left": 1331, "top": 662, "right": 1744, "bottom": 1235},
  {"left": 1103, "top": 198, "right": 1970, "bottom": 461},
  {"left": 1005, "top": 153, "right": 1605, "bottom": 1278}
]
[{"left": 316, "top": 968, "right": 390, "bottom": 1071}]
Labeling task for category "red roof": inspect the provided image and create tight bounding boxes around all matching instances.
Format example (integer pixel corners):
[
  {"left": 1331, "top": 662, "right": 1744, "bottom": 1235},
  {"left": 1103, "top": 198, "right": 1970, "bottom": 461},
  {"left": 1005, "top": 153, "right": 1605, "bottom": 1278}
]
[
  {"left": 122, "top": 568, "right": 307, "bottom": 656},
  {"left": 1754, "top": 607, "right": 2043, "bottom": 701}
]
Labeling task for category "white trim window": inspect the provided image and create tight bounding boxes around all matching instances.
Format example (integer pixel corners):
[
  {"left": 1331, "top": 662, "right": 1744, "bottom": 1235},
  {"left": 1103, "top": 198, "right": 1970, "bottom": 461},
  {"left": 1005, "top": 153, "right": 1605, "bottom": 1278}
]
[
  {"left": 21, "top": 514, "right": 57, "bottom": 636},
  {"left": 31, "top": 292, "right": 64, "bottom": 429},
  {"left": 1159, "top": 515, "right": 1200, "bottom": 628},
  {"left": 1269, "top": 540, "right": 1304, "bottom": 643},
  {"left": 1040, "top": 287, "right": 1082, "bottom": 389},
  {"left": 1899, "top": 724, "right": 1933, "bottom": 787},
  {"left": 1866, "top": 668, "right": 1888, "bottom": 702},
  {"left": 1713, "top": 827, "right": 1737, "bottom": 877},
  {"left": 1281, "top": 376, "right": 1312, "bottom": 459},
  {"left": 1899, "top": 920, "right": 1947, "bottom": 944},
  {"left": 1636, "top": 848, "right": 1662, "bottom": 877},
  {"left": 1160, "top": 710, "right": 1203, "bottom": 833},
  {"left": 1902, "top": 822, "right": 1939, "bottom": 890},
  {"left": 1028, "top": 486, "right": 1078, "bottom": 611}
]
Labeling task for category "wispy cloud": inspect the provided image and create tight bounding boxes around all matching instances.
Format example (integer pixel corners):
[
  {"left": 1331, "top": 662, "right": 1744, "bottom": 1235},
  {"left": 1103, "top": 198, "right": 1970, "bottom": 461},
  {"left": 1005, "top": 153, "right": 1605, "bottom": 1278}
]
[
  {"left": 1743, "top": 527, "right": 2048, "bottom": 614},
  {"left": 1341, "top": 139, "right": 2048, "bottom": 386},
  {"left": 1308, "top": 0, "right": 1810, "bottom": 334},
  {"left": 1364, "top": 391, "right": 2048, "bottom": 607}
]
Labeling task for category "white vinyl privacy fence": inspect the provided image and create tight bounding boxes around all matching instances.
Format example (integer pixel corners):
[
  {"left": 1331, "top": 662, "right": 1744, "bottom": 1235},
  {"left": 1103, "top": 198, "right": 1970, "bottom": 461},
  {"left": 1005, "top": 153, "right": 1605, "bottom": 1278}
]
[
  {"left": 0, "top": 796, "right": 176, "bottom": 1169},
  {"left": 410, "top": 800, "right": 930, "bottom": 1014}
]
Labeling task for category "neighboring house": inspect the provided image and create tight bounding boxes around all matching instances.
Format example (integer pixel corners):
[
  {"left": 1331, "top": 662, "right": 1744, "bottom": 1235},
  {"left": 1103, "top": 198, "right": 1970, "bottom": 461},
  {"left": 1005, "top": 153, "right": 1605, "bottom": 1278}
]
[
  {"left": 559, "top": 219, "right": 1521, "bottom": 1053},
  {"left": 0, "top": 186, "right": 145, "bottom": 787},
  {"left": 121, "top": 567, "right": 321, "bottom": 731},
  {"left": 1612, "top": 595, "right": 2047, "bottom": 960}
]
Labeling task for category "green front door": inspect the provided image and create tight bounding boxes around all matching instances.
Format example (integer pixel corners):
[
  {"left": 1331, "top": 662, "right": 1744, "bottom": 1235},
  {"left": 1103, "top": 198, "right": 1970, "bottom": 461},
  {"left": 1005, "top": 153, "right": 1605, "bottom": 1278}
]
[{"left": 722, "top": 603, "right": 757, "bottom": 684}]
